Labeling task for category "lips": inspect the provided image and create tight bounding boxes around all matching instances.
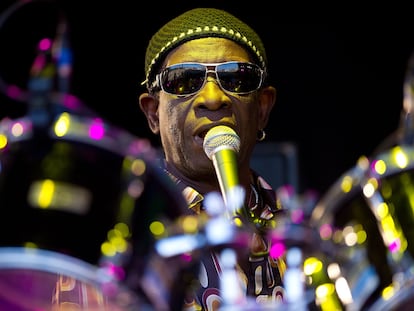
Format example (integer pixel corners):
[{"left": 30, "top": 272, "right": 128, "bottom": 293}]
[
  {"left": 194, "top": 123, "right": 236, "bottom": 147},
  {"left": 194, "top": 124, "right": 232, "bottom": 145},
  {"left": 194, "top": 130, "right": 207, "bottom": 146},
  {"left": 193, "top": 126, "right": 210, "bottom": 143},
  {"left": 198, "top": 129, "right": 208, "bottom": 139}
]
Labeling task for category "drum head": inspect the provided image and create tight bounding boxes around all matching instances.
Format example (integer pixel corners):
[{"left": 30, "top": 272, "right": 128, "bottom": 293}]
[
  {"left": 311, "top": 146, "right": 414, "bottom": 310},
  {"left": 0, "top": 112, "right": 196, "bottom": 310}
]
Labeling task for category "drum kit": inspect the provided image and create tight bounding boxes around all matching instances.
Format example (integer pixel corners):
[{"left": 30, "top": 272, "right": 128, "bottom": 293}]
[{"left": 1, "top": 1, "right": 414, "bottom": 310}]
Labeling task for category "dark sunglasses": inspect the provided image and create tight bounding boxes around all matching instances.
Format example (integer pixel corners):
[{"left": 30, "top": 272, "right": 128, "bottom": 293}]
[{"left": 151, "top": 61, "right": 265, "bottom": 97}]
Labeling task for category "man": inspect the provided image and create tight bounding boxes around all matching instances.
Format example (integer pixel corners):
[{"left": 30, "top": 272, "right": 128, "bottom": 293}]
[{"left": 138, "top": 7, "right": 285, "bottom": 310}]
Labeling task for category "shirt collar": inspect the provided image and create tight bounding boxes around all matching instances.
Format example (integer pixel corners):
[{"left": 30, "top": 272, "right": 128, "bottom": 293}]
[{"left": 162, "top": 163, "right": 281, "bottom": 219}]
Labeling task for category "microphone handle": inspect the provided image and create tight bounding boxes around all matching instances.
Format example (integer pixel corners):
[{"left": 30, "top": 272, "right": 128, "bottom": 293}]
[{"left": 211, "top": 148, "right": 239, "bottom": 202}]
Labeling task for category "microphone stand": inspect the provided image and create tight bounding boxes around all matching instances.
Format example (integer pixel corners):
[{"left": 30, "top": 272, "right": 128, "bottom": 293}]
[{"left": 400, "top": 50, "right": 414, "bottom": 145}]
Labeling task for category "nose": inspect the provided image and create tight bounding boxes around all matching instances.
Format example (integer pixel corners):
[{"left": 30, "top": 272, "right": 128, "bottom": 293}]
[{"left": 194, "top": 76, "right": 232, "bottom": 110}]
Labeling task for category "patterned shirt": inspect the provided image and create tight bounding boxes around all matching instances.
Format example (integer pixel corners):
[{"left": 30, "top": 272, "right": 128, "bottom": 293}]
[{"left": 163, "top": 164, "right": 286, "bottom": 311}]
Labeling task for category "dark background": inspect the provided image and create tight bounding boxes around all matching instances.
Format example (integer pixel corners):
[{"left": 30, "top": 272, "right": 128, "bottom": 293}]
[{"left": 1, "top": 1, "right": 413, "bottom": 198}]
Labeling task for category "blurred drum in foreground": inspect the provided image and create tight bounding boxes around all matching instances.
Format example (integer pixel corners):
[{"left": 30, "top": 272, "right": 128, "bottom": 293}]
[
  {"left": 310, "top": 145, "right": 414, "bottom": 311},
  {"left": 0, "top": 111, "right": 198, "bottom": 310},
  {"left": 268, "top": 187, "right": 347, "bottom": 311}
]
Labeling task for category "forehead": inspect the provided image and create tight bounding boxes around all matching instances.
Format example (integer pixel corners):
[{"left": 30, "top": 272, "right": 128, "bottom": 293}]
[{"left": 164, "top": 37, "right": 252, "bottom": 67}]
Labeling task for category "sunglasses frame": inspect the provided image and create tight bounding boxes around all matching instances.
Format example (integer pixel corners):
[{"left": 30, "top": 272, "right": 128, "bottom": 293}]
[{"left": 151, "top": 61, "right": 265, "bottom": 97}]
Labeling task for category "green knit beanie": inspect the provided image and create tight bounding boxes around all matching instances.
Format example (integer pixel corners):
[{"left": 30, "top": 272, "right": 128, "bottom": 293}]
[{"left": 143, "top": 8, "right": 268, "bottom": 89}]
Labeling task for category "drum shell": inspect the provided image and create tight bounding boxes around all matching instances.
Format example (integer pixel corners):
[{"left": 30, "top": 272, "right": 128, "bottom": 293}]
[
  {"left": 0, "top": 113, "right": 196, "bottom": 310},
  {"left": 0, "top": 132, "right": 126, "bottom": 263},
  {"left": 311, "top": 146, "right": 414, "bottom": 310}
]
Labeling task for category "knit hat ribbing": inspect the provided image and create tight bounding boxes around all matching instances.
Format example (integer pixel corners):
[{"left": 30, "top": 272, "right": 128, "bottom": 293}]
[{"left": 143, "top": 8, "right": 267, "bottom": 88}]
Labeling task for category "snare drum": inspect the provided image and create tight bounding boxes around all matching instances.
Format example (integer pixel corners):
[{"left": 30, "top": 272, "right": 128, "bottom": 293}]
[
  {"left": 0, "top": 111, "right": 198, "bottom": 310},
  {"left": 310, "top": 145, "right": 414, "bottom": 311}
]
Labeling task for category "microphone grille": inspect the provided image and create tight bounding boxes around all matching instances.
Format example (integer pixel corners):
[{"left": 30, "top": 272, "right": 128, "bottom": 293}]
[{"left": 203, "top": 126, "right": 241, "bottom": 159}]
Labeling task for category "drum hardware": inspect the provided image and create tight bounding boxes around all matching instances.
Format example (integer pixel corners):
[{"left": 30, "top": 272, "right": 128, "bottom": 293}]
[{"left": 270, "top": 186, "right": 347, "bottom": 311}]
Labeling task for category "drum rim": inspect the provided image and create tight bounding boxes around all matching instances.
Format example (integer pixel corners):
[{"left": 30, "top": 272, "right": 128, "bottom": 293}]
[
  {"left": 0, "top": 246, "right": 113, "bottom": 285},
  {"left": 0, "top": 113, "right": 158, "bottom": 159},
  {"left": 0, "top": 246, "right": 144, "bottom": 309}
]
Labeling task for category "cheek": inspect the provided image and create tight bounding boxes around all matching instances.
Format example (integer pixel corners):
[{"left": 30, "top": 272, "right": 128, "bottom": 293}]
[
  {"left": 240, "top": 103, "right": 259, "bottom": 126},
  {"left": 158, "top": 103, "right": 183, "bottom": 140}
]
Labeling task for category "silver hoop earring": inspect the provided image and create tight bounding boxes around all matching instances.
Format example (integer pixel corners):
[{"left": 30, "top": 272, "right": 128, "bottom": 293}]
[{"left": 257, "top": 129, "right": 266, "bottom": 141}]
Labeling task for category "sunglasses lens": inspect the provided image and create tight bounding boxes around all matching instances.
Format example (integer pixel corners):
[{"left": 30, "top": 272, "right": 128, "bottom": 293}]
[
  {"left": 159, "top": 62, "right": 263, "bottom": 96},
  {"left": 217, "top": 62, "right": 262, "bottom": 93},
  {"left": 161, "top": 64, "right": 206, "bottom": 95}
]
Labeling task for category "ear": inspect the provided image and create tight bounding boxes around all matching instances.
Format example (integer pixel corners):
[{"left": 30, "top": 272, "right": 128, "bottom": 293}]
[
  {"left": 257, "top": 85, "right": 276, "bottom": 129},
  {"left": 138, "top": 93, "right": 160, "bottom": 134}
]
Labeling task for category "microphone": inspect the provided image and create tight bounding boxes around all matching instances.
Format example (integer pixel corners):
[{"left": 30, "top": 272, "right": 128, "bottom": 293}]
[{"left": 203, "top": 125, "right": 245, "bottom": 218}]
